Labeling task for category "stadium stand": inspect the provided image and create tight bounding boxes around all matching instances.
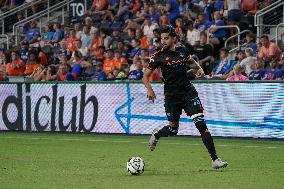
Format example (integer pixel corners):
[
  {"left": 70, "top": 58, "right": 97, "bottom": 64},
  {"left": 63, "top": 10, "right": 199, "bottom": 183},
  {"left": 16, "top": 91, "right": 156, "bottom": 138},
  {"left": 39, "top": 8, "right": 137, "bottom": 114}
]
[{"left": 0, "top": 0, "right": 283, "bottom": 82}]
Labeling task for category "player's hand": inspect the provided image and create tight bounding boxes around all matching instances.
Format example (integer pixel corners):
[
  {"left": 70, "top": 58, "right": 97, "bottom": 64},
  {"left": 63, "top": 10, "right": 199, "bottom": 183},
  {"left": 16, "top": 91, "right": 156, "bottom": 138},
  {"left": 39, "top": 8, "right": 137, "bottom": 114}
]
[
  {"left": 196, "top": 68, "right": 205, "bottom": 78},
  {"left": 147, "top": 89, "right": 156, "bottom": 103}
]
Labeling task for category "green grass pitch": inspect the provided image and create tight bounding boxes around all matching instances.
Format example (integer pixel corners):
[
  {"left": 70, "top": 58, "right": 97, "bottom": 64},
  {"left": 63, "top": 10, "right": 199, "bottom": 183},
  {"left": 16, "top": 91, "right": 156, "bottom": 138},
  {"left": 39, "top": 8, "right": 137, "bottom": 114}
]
[{"left": 0, "top": 132, "right": 283, "bottom": 189}]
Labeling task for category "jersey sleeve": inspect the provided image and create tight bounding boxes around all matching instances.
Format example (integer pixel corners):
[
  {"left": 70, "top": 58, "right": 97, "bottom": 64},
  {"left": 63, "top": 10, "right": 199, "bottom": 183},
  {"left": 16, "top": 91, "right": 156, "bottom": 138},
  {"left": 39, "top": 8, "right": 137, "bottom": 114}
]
[{"left": 147, "top": 54, "right": 160, "bottom": 70}]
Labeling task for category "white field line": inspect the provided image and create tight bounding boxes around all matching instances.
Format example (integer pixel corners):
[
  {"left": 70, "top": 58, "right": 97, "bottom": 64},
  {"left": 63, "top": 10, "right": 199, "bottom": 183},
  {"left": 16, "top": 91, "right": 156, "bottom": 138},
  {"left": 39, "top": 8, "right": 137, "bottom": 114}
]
[{"left": 0, "top": 136, "right": 280, "bottom": 149}]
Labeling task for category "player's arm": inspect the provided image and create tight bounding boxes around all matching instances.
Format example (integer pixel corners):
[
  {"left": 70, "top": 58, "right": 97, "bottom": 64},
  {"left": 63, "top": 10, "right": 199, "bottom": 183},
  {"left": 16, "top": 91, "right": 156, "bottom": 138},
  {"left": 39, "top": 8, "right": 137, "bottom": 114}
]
[
  {"left": 142, "top": 68, "right": 156, "bottom": 103},
  {"left": 186, "top": 55, "right": 205, "bottom": 77}
]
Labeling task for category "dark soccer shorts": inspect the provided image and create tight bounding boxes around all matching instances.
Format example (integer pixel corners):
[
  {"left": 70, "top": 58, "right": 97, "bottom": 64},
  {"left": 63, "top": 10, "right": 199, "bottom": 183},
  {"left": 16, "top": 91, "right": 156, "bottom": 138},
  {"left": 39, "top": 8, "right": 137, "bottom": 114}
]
[{"left": 164, "top": 91, "right": 204, "bottom": 122}]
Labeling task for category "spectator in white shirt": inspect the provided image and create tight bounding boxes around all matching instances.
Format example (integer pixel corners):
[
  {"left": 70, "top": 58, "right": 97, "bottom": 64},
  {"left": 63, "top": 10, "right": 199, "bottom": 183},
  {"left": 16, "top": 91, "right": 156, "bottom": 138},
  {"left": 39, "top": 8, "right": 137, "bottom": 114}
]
[
  {"left": 143, "top": 15, "right": 158, "bottom": 42},
  {"left": 186, "top": 20, "right": 200, "bottom": 46}
]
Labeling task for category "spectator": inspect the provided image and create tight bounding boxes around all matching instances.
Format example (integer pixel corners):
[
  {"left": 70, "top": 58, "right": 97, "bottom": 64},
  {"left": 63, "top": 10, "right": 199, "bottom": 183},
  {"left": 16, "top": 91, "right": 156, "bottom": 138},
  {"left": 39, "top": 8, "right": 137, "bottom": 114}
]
[
  {"left": 148, "top": 5, "right": 160, "bottom": 24},
  {"left": 140, "top": 48, "right": 149, "bottom": 59},
  {"left": 130, "top": 38, "right": 141, "bottom": 59},
  {"left": 164, "top": 0, "right": 180, "bottom": 24},
  {"left": 91, "top": 62, "right": 107, "bottom": 81},
  {"left": 41, "top": 24, "right": 55, "bottom": 45},
  {"left": 178, "top": 0, "right": 188, "bottom": 15},
  {"left": 107, "top": 68, "right": 119, "bottom": 80},
  {"left": 258, "top": 35, "right": 281, "bottom": 65},
  {"left": 28, "top": 65, "right": 45, "bottom": 81},
  {"left": 24, "top": 51, "right": 41, "bottom": 75},
  {"left": 51, "top": 23, "right": 64, "bottom": 44},
  {"left": 109, "top": 28, "right": 122, "bottom": 49},
  {"left": 113, "top": 0, "right": 129, "bottom": 21},
  {"left": 43, "top": 65, "right": 57, "bottom": 81},
  {"left": 209, "top": 48, "right": 235, "bottom": 79},
  {"left": 143, "top": 15, "right": 159, "bottom": 42},
  {"left": 136, "top": 28, "right": 149, "bottom": 49},
  {"left": 128, "top": 60, "right": 143, "bottom": 81},
  {"left": 240, "top": 48, "right": 257, "bottom": 76},
  {"left": 81, "top": 25, "right": 93, "bottom": 50},
  {"left": 226, "top": 64, "right": 248, "bottom": 81},
  {"left": 20, "top": 40, "right": 30, "bottom": 64},
  {"left": 25, "top": 20, "right": 40, "bottom": 44},
  {"left": 89, "top": 0, "right": 109, "bottom": 14},
  {"left": 57, "top": 64, "right": 68, "bottom": 81},
  {"left": 187, "top": 20, "right": 200, "bottom": 46},
  {"left": 213, "top": 0, "right": 224, "bottom": 14},
  {"left": 241, "top": 0, "right": 258, "bottom": 15},
  {"left": 84, "top": 17, "right": 98, "bottom": 35},
  {"left": 224, "top": 0, "right": 242, "bottom": 24},
  {"left": 66, "top": 29, "right": 78, "bottom": 52},
  {"left": 262, "top": 60, "right": 283, "bottom": 80},
  {"left": 67, "top": 51, "right": 83, "bottom": 81},
  {"left": 113, "top": 50, "right": 127, "bottom": 69},
  {"left": 194, "top": 13, "right": 212, "bottom": 32},
  {"left": 116, "top": 63, "right": 130, "bottom": 79},
  {"left": 244, "top": 33, "right": 257, "bottom": 55},
  {"left": 6, "top": 50, "right": 25, "bottom": 76},
  {"left": 208, "top": 11, "right": 226, "bottom": 46},
  {"left": 249, "top": 62, "right": 265, "bottom": 80},
  {"left": 95, "top": 46, "right": 105, "bottom": 61},
  {"left": 89, "top": 31, "right": 102, "bottom": 53},
  {"left": 159, "top": 14, "right": 171, "bottom": 27},
  {"left": 224, "top": 0, "right": 242, "bottom": 39},
  {"left": 194, "top": 32, "right": 214, "bottom": 75},
  {"left": 74, "top": 23, "right": 83, "bottom": 39},
  {"left": 75, "top": 40, "right": 87, "bottom": 57},
  {"left": 99, "top": 28, "right": 112, "bottom": 48},
  {"left": 103, "top": 48, "right": 115, "bottom": 74}
]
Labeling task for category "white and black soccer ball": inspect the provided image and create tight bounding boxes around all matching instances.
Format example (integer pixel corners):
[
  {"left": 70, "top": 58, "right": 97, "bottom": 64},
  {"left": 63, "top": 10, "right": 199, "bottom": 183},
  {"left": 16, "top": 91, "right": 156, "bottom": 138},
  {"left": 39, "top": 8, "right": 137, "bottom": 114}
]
[{"left": 127, "top": 157, "right": 145, "bottom": 175}]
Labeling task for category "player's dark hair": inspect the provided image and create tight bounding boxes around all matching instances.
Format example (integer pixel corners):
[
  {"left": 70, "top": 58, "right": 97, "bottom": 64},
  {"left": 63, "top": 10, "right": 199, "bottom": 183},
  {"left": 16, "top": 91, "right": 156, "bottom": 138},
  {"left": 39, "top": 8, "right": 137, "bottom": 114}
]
[{"left": 159, "top": 25, "right": 177, "bottom": 37}]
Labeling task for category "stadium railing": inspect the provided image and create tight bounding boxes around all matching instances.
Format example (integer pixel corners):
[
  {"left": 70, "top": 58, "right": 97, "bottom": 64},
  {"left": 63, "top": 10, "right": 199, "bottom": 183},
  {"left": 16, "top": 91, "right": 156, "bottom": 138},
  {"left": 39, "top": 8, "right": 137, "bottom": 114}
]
[
  {"left": 254, "top": 0, "right": 284, "bottom": 42},
  {"left": 13, "top": 0, "right": 77, "bottom": 45},
  {"left": 0, "top": 34, "right": 9, "bottom": 49},
  {"left": 207, "top": 25, "right": 240, "bottom": 49},
  {"left": 0, "top": 0, "right": 56, "bottom": 34}
]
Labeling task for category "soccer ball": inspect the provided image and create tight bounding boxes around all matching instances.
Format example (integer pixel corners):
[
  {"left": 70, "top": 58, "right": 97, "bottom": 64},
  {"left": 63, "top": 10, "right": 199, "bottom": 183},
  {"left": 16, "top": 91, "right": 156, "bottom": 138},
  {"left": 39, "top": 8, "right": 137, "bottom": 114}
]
[{"left": 127, "top": 157, "right": 145, "bottom": 175}]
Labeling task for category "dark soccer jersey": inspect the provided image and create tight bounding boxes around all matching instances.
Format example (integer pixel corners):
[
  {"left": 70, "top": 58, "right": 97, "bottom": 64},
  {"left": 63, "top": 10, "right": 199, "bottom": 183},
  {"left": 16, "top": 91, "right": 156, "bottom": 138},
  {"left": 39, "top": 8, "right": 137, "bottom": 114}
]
[{"left": 147, "top": 45, "right": 196, "bottom": 98}]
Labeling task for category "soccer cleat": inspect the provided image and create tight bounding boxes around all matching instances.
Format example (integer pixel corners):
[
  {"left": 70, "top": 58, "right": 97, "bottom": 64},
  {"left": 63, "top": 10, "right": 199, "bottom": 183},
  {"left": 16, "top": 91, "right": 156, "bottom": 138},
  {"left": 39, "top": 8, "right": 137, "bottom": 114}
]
[
  {"left": 149, "top": 129, "right": 159, "bottom": 151},
  {"left": 212, "top": 158, "right": 228, "bottom": 169}
]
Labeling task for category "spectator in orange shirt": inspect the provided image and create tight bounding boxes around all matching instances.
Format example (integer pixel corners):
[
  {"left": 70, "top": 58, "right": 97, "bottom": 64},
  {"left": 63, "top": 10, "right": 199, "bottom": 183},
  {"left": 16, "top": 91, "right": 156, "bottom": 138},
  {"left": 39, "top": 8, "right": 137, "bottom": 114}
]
[
  {"left": 95, "top": 46, "right": 105, "bottom": 61},
  {"left": 113, "top": 50, "right": 128, "bottom": 69},
  {"left": 90, "top": 0, "right": 109, "bottom": 13},
  {"left": 258, "top": 35, "right": 281, "bottom": 65},
  {"left": 88, "top": 31, "right": 102, "bottom": 53},
  {"left": 66, "top": 29, "right": 78, "bottom": 52},
  {"left": 24, "top": 51, "right": 42, "bottom": 75},
  {"left": 241, "top": 0, "right": 258, "bottom": 15},
  {"left": 6, "top": 50, "right": 25, "bottom": 76},
  {"left": 57, "top": 64, "right": 68, "bottom": 81},
  {"left": 136, "top": 28, "right": 149, "bottom": 49},
  {"left": 103, "top": 49, "right": 115, "bottom": 74}
]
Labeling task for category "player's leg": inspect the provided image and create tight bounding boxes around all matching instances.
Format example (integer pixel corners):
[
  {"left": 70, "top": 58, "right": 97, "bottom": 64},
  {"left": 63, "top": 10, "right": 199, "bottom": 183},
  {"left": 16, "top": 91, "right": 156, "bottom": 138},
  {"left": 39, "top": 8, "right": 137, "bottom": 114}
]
[
  {"left": 183, "top": 94, "right": 228, "bottom": 169},
  {"left": 148, "top": 100, "right": 181, "bottom": 151}
]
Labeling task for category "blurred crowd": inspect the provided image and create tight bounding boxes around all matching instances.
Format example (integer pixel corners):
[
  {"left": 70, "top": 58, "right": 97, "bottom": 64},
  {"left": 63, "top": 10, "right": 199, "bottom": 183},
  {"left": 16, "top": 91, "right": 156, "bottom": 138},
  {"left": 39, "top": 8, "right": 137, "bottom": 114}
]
[{"left": 0, "top": 0, "right": 283, "bottom": 82}]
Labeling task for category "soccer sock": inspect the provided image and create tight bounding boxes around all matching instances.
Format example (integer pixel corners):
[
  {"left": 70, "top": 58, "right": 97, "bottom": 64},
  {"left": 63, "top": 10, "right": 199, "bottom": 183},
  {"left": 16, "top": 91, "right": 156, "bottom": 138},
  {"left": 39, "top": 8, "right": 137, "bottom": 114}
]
[
  {"left": 193, "top": 116, "right": 218, "bottom": 161},
  {"left": 154, "top": 126, "right": 179, "bottom": 139}
]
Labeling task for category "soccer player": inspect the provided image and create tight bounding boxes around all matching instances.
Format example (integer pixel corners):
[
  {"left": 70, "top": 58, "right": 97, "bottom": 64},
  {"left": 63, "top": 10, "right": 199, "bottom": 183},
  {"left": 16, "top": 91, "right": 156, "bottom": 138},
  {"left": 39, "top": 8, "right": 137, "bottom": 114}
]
[{"left": 142, "top": 25, "right": 228, "bottom": 169}]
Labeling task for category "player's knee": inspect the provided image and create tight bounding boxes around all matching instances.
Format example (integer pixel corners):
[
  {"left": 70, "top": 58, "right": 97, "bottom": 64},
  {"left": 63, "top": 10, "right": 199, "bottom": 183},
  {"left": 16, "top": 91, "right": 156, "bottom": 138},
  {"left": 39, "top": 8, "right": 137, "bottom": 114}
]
[
  {"left": 192, "top": 114, "right": 209, "bottom": 134},
  {"left": 169, "top": 122, "right": 179, "bottom": 127},
  {"left": 168, "top": 126, "right": 179, "bottom": 136},
  {"left": 168, "top": 123, "right": 179, "bottom": 136}
]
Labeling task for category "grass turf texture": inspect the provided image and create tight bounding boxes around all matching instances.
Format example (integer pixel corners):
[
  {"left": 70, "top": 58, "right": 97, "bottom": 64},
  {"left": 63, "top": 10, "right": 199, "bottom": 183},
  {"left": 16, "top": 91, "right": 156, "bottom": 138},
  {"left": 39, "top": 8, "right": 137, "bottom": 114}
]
[{"left": 0, "top": 132, "right": 283, "bottom": 189}]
